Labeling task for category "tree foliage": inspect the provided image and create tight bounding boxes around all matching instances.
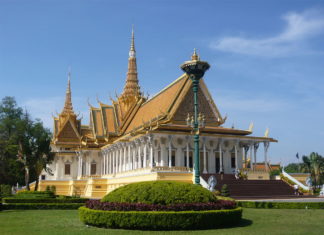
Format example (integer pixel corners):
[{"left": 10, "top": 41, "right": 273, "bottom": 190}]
[
  {"left": 0, "top": 96, "right": 54, "bottom": 190},
  {"left": 284, "top": 163, "right": 303, "bottom": 173},
  {"left": 300, "top": 152, "right": 324, "bottom": 189}
]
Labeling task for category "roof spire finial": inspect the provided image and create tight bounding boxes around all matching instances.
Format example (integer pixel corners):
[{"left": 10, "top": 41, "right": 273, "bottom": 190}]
[
  {"left": 62, "top": 67, "right": 74, "bottom": 114},
  {"left": 121, "top": 26, "right": 141, "bottom": 99},
  {"left": 191, "top": 48, "right": 199, "bottom": 61},
  {"left": 129, "top": 25, "right": 136, "bottom": 57}
]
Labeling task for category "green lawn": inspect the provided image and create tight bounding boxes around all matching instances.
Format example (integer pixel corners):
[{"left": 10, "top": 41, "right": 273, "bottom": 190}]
[{"left": 0, "top": 209, "right": 323, "bottom": 235}]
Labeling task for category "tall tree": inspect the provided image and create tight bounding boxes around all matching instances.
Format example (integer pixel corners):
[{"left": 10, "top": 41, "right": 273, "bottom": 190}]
[
  {"left": 0, "top": 97, "right": 24, "bottom": 185},
  {"left": 0, "top": 97, "right": 54, "bottom": 189},
  {"left": 300, "top": 152, "right": 324, "bottom": 190}
]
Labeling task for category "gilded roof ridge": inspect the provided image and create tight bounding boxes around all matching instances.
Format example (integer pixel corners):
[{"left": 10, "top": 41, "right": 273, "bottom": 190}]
[{"left": 141, "top": 73, "right": 187, "bottom": 106}]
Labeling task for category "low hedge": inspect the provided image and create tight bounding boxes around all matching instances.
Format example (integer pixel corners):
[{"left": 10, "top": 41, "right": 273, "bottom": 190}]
[
  {"left": 15, "top": 191, "right": 55, "bottom": 199},
  {"left": 79, "top": 206, "right": 242, "bottom": 230},
  {"left": 86, "top": 200, "right": 236, "bottom": 211},
  {"left": 238, "top": 201, "right": 324, "bottom": 209},
  {"left": 2, "top": 198, "right": 88, "bottom": 203},
  {"left": 102, "top": 181, "right": 216, "bottom": 205},
  {"left": 3, "top": 203, "right": 84, "bottom": 210}
]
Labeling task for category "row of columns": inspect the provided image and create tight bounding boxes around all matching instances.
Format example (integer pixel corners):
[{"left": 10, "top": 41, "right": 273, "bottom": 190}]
[
  {"left": 102, "top": 136, "right": 154, "bottom": 175},
  {"left": 99, "top": 135, "right": 271, "bottom": 175},
  {"left": 242, "top": 142, "right": 270, "bottom": 170}
]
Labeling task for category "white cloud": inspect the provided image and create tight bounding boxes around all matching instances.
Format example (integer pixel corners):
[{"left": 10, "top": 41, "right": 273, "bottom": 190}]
[{"left": 210, "top": 9, "right": 324, "bottom": 57}]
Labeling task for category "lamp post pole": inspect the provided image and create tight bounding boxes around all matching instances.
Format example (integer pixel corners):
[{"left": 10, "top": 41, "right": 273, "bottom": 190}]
[{"left": 181, "top": 49, "right": 210, "bottom": 185}]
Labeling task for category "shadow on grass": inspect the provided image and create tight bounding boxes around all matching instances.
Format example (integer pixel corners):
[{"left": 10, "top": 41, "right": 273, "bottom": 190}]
[{"left": 237, "top": 218, "right": 253, "bottom": 227}]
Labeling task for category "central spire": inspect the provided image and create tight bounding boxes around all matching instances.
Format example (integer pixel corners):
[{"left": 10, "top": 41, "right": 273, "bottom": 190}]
[
  {"left": 62, "top": 69, "right": 74, "bottom": 114},
  {"left": 121, "top": 27, "right": 141, "bottom": 99}
]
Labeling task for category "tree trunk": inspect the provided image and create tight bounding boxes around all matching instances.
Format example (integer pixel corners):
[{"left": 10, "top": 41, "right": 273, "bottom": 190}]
[
  {"left": 34, "top": 178, "right": 39, "bottom": 191},
  {"left": 25, "top": 166, "right": 30, "bottom": 191}
]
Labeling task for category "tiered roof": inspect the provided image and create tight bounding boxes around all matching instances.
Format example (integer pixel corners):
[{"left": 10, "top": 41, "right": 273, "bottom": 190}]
[{"left": 52, "top": 31, "right": 277, "bottom": 149}]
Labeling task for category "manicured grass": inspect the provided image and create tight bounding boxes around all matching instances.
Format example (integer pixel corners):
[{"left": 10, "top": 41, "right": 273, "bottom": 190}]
[{"left": 0, "top": 209, "right": 324, "bottom": 234}]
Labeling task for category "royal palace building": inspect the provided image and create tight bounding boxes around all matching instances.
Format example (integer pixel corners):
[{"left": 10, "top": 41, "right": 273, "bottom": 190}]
[{"left": 37, "top": 30, "right": 277, "bottom": 198}]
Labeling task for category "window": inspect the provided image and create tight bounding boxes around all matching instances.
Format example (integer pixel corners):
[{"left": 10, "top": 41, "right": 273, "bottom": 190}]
[
  {"left": 231, "top": 152, "right": 236, "bottom": 168},
  {"left": 91, "top": 163, "right": 96, "bottom": 175},
  {"left": 65, "top": 163, "right": 71, "bottom": 175},
  {"left": 41, "top": 175, "right": 46, "bottom": 180}
]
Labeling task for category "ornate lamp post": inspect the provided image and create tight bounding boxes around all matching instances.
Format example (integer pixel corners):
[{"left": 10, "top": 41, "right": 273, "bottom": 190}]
[{"left": 181, "top": 49, "right": 210, "bottom": 184}]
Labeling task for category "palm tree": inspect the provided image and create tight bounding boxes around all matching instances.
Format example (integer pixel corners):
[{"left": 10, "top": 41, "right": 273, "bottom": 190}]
[{"left": 300, "top": 152, "right": 324, "bottom": 190}]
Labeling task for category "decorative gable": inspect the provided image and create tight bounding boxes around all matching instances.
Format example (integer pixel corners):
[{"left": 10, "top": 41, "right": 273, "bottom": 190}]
[
  {"left": 57, "top": 119, "right": 80, "bottom": 143},
  {"left": 171, "top": 80, "right": 223, "bottom": 126}
]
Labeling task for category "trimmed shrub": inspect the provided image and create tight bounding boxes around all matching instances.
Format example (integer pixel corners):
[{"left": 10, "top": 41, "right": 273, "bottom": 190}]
[
  {"left": 0, "top": 184, "right": 12, "bottom": 198},
  {"left": 221, "top": 184, "right": 230, "bottom": 197},
  {"left": 85, "top": 200, "right": 236, "bottom": 211},
  {"left": 2, "top": 198, "right": 88, "bottom": 204},
  {"left": 2, "top": 203, "right": 84, "bottom": 210},
  {"left": 50, "top": 185, "right": 56, "bottom": 195},
  {"left": 15, "top": 191, "right": 55, "bottom": 199},
  {"left": 237, "top": 201, "right": 324, "bottom": 209},
  {"left": 79, "top": 206, "right": 242, "bottom": 230},
  {"left": 102, "top": 181, "right": 216, "bottom": 205}
]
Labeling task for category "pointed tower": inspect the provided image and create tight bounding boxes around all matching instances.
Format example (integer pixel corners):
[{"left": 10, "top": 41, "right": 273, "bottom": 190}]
[
  {"left": 121, "top": 28, "right": 142, "bottom": 99},
  {"left": 53, "top": 70, "right": 81, "bottom": 144},
  {"left": 117, "top": 27, "right": 143, "bottom": 120},
  {"left": 62, "top": 71, "right": 74, "bottom": 114}
]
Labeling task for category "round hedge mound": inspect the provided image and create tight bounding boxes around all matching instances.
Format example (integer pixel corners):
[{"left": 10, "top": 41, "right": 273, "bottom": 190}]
[
  {"left": 79, "top": 206, "right": 243, "bottom": 230},
  {"left": 101, "top": 181, "right": 217, "bottom": 205}
]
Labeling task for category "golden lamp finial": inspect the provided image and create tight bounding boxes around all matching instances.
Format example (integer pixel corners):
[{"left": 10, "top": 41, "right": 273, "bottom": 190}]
[{"left": 191, "top": 48, "right": 200, "bottom": 61}]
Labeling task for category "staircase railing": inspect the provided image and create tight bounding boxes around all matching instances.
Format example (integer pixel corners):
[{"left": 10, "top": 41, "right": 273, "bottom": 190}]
[
  {"left": 200, "top": 176, "right": 209, "bottom": 189},
  {"left": 281, "top": 168, "right": 309, "bottom": 191}
]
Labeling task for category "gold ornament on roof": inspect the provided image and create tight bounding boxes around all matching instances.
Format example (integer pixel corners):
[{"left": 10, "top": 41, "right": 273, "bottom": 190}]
[{"left": 62, "top": 70, "right": 74, "bottom": 115}]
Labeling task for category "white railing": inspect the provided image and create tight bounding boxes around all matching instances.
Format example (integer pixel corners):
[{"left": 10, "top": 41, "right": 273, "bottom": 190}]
[
  {"left": 200, "top": 176, "right": 209, "bottom": 189},
  {"left": 282, "top": 168, "right": 309, "bottom": 191}
]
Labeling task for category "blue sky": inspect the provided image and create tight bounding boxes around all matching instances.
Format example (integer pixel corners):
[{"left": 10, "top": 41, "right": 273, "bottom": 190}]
[{"left": 1, "top": 0, "right": 324, "bottom": 164}]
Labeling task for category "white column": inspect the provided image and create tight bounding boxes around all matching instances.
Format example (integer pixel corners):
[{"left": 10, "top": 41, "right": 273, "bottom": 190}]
[
  {"left": 109, "top": 151, "right": 112, "bottom": 174},
  {"left": 87, "top": 154, "right": 90, "bottom": 175},
  {"left": 235, "top": 141, "right": 239, "bottom": 171},
  {"left": 203, "top": 139, "right": 207, "bottom": 173},
  {"left": 254, "top": 143, "right": 259, "bottom": 170},
  {"left": 113, "top": 150, "right": 116, "bottom": 174},
  {"left": 264, "top": 142, "right": 270, "bottom": 171},
  {"left": 103, "top": 152, "right": 106, "bottom": 175},
  {"left": 117, "top": 145, "right": 123, "bottom": 172},
  {"left": 128, "top": 144, "right": 131, "bottom": 171},
  {"left": 219, "top": 140, "right": 223, "bottom": 173},
  {"left": 250, "top": 143, "right": 254, "bottom": 170},
  {"left": 186, "top": 138, "right": 189, "bottom": 168},
  {"left": 168, "top": 136, "right": 172, "bottom": 167},
  {"left": 143, "top": 140, "right": 147, "bottom": 168},
  {"left": 138, "top": 142, "right": 142, "bottom": 169},
  {"left": 123, "top": 144, "right": 126, "bottom": 171},
  {"left": 149, "top": 143, "right": 153, "bottom": 168},
  {"left": 79, "top": 153, "right": 82, "bottom": 177},
  {"left": 132, "top": 143, "right": 136, "bottom": 169}
]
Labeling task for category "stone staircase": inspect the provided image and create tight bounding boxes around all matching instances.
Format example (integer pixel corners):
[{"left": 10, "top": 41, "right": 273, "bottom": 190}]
[{"left": 202, "top": 173, "right": 296, "bottom": 199}]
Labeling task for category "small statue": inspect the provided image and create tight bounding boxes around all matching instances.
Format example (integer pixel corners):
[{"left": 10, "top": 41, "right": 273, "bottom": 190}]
[{"left": 207, "top": 175, "right": 217, "bottom": 192}]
